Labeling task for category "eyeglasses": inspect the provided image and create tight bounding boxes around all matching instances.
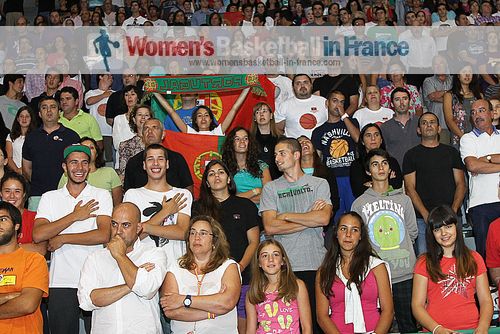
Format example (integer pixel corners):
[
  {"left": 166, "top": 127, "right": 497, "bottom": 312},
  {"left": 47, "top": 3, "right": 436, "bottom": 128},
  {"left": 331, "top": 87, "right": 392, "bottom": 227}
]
[{"left": 189, "top": 229, "right": 214, "bottom": 238}]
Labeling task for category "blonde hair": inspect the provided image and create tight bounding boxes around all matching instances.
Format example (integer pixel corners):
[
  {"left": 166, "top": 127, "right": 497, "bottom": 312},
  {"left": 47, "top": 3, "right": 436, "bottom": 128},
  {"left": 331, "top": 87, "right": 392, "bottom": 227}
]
[{"left": 250, "top": 102, "right": 279, "bottom": 138}]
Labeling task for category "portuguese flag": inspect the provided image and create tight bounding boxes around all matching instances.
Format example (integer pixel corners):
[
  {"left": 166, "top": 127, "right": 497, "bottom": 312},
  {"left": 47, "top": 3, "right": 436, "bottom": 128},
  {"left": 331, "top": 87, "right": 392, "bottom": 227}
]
[
  {"left": 146, "top": 74, "right": 275, "bottom": 132},
  {"left": 162, "top": 131, "right": 225, "bottom": 199}
]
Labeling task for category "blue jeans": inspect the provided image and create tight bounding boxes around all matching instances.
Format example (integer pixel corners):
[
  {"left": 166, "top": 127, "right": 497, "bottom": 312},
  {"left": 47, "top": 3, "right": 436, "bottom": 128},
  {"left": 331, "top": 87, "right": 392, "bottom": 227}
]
[
  {"left": 469, "top": 202, "right": 500, "bottom": 259},
  {"left": 415, "top": 218, "right": 427, "bottom": 256},
  {"left": 334, "top": 176, "right": 355, "bottom": 223}
]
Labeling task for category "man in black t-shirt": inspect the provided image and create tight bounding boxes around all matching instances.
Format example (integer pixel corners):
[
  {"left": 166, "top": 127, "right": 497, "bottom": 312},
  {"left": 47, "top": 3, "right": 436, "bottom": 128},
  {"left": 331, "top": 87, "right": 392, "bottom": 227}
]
[
  {"left": 402, "top": 112, "right": 466, "bottom": 255},
  {"left": 312, "top": 74, "right": 360, "bottom": 116},
  {"left": 123, "top": 119, "right": 193, "bottom": 193}
]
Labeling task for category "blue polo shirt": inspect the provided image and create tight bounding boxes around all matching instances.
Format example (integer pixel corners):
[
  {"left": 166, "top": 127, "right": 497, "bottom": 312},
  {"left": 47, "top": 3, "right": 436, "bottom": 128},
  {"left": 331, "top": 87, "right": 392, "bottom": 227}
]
[{"left": 22, "top": 124, "right": 80, "bottom": 196}]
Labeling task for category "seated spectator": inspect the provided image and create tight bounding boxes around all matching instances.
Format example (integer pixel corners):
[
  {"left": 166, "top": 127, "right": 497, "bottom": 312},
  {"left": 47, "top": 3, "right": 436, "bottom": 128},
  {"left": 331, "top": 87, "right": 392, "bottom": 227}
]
[
  {"left": 160, "top": 216, "right": 241, "bottom": 333},
  {"left": 0, "top": 202, "right": 49, "bottom": 334},
  {"left": 412, "top": 205, "right": 493, "bottom": 333},
  {"left": 349, "top": 123, "right": 402, "bottom": 198},
  {"left": 58, "top": 137, "right": 122, "bottom": 206},
  {"left": 316, "top": 212, "right": 393, "bottom": 333},
  {"left": 0, "top": 74, "right": 27, "bottom": 129},
  {"left": 6, "top": 106, "right": 37, "bottom": 174},
  {"left": 222, "top": 127, "right": 271, "bottom": 205}
]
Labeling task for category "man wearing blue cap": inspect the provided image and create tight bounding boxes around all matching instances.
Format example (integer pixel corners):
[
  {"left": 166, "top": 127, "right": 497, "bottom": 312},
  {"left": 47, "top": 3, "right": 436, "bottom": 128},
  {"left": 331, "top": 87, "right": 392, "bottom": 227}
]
[{"left": 33, "top": 144, "right": 113, "bottom": 334}]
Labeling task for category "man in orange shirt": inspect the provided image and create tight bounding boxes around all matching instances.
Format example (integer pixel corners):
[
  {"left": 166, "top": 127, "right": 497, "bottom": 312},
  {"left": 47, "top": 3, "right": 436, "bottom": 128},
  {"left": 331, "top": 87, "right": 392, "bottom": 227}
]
[{"left": 0, "top": 201, "right": 48, "bottom": 334}]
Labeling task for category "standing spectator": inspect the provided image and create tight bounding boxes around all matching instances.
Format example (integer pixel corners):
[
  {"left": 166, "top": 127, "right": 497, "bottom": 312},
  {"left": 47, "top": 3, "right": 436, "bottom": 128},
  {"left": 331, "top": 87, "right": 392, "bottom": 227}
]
[
  {"left": 312, "top": 90, "right": 359, "bottom": 222},
  {"left": 85, "top": 73, "right": 114, "bottom": 163},
  {"left": 123, "top": 119, "right": 193, "bottom": 193},
  {"left": 352, "top": 149, "right": 418, "bottom": 333},
  {"left": 260, "top": 137, "right": 332, "bottom": 333},
  {"left": 460, "top": 99, "right": 500, "bottom": 259},
  {"left": 33, "top": 144, "right": 112, "bottom": 334},
  {"left": 380, "top": 87, "right": 420, "bottom": 167},
  {"left": 380, "top": 61, "right": 423, "bottom": 116},
  {"left": 102, "top": 0, "right": 116, "bottom": 26},
  {"left": 2, "top": 0, "right": 24, "bottom": 26},
  {"left": 77, "top": 202, "right": 167, "bottom": 333},
  {"left": 122, "top": 0, "right": 147, "bottom": 26},
  {"left": 59, "top": 73, "right": 84, "bottom": 110},
  {"left": 412, "top": 206, "right": 493, "bottom": 333},
  {"left": 444, "top": 62, "right": 482, "bottom": 149},
  {"left": 0, "top": 201, "right": 49, "bottom": 334},
  {"left": 6, "top": 106, "right": 36, "bottom": 174},
  {"left": 123, "top": 143, "right": 192, "bottom": 263},
  {"left": 316, "top": 212, "right": 393, "bottom": 333},
  {"left": 160, "top": 216, "right": 241, "bottom": 334},
  {"left": 29, "top": 68, "right": 62, "bottom": 118},
  {"left": 250, "top": 102, "right": 281, "bottom": 180},
  {"left": 59, "top": 86, "right": 103, "bottom": 148},
  {"left": 222, "top": 127, "right": 272, "bottom": 205},
  {"left": 0, "top": 74, "right": 26, "bottom": 130},
  {"left": 275, "top": 74, "right": 327, "bottom": 138},
  {"left": 22, "top": 97, "right": 80, "bottom": 210},
  {"left": 353, "top": 85, "right": 394, "bottom": 129},
  {"left": 58, "top": 137, "right": 122, "bottom": 207},
  {"left": 486, "top": 217, "right": 500, "bottom": 290},
  {"left": 313, "top": 73, "right": 360, "bottom": 116},
  {"left": 193, "top": 159, "right": 260, "bottom": 333},
  {"left": 191, "top": 0, "right": 214, "bottom": 26},
  {"left": 349, "top": 123, "right": 403, "bottom": 198},
  {"left": 403, "top": 112, "right": 466, "bottom": 255},
  {"left": 105, "top": 70, "right": 140, "bottom": 126},
  {"left": 422, "top": 55, "right": 453, "bottom": 144},
  {"left": 25, "top": 47, "right": 49, "bottom": 102}
]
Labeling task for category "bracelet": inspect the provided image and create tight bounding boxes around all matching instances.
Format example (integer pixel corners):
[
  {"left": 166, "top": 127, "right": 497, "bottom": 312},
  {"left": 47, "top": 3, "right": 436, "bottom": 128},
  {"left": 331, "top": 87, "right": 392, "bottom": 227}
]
[
  {"left": 207, "top": 312, "right": 215, "bottom": 319},
  {"left": 432, "top": 324, "right": 442, "bottom": 334},
  {"left": 340, "top": 113, "right": 349, "bottom": 121}
]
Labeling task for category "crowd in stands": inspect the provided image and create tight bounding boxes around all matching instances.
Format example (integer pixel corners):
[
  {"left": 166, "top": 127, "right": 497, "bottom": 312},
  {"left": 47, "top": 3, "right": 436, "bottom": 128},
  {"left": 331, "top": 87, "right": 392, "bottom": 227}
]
[{"left": 0, "top": 0, "right": 500, "bottom": 334}]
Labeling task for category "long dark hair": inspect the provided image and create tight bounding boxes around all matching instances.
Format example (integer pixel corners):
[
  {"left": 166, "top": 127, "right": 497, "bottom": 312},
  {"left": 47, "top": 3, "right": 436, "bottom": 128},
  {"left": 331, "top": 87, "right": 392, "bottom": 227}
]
[
  {"left": 449, "top": 62, "right": 482, "bottom": 104},
  {"left": 297, "top": 135, "right": 329, "bottom": 179},
  {"left": 357, "top": 123, "right": 387, "bottom": 161},
  {"left": 197, "top": 159, "right": 237, "bottom": 220},
  {"left": 318, "top": 212, "right": 378, "bottom": 296},
  {"left": 80, "top": 137, "right": 105, "bottom": 168},
  {"left": 191, "top": 106, "right": 218, "bottom": 132},
  {"left": 425, "top": 205, "right": 477, "bottom": 283},
  {"left": 222, "top": 126, "right": 262, "bottom": 179},
  {"left": 10, "top": 106, "right": 37, "bottom": 141}
]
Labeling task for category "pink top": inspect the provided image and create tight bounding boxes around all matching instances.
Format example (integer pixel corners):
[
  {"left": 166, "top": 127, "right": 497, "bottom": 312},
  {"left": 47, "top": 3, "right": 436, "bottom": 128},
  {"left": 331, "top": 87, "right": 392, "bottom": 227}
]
[
  {"left": 329, "top": 270, "right": 380, "bottom": 333},
  {"left": 255, "top": 291, "right": 301, "bottom": 334}
]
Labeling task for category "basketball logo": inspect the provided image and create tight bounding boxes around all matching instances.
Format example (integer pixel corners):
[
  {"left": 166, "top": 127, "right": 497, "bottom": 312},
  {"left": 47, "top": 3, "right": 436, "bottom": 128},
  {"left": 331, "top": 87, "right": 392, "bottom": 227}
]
[
  {"left": 329, "top": 139, "right": 349, "bottom": 158},
  {"left": 97, "top": 104, "right": 107, "bottom": 116},
  {"left": 299, "top": 113, "right": 317, "bottom": 130}
]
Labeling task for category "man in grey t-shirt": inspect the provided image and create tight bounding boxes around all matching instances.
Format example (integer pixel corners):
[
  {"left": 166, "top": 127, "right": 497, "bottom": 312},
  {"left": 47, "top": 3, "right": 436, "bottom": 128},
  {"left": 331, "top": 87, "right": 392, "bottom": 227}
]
[{"left": 260, "top": 137, "right": 332, "bottom": 334}]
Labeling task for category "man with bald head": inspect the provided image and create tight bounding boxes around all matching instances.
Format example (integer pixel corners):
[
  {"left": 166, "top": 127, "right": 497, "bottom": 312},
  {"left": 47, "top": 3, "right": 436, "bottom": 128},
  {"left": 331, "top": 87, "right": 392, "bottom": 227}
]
[
  {"left": 460, "top": 99, "right": 500, "bottom": 259},
  {"left": 78, "top": 202, "right": 167, "bottom": 334}
]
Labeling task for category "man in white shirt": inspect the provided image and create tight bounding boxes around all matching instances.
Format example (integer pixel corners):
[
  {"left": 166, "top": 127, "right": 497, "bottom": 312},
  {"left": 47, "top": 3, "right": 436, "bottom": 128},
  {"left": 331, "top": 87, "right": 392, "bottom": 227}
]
[
  {"left": 275, "top": 74, "right": 328, "bottom": 138},
  {"left": 122, "top": 0, "right": 147, "bottom": 27},
  {"left": 78, "top": 202, "right": 167, "bottom": 334},
  {"left": 460, "top": 99, "right": 500, "bottom": 259},
  {"left": 32, "top": 145, "right": 112, "bottom": 334},
  {"left": 353, "top": 85, "right": 394, "bottom": 129},
  {"left": 123, "top": 143, "right": 192, "bottom": 264},
  {"left": 431, "top": 3, "right": 456, "bottom": 52}
]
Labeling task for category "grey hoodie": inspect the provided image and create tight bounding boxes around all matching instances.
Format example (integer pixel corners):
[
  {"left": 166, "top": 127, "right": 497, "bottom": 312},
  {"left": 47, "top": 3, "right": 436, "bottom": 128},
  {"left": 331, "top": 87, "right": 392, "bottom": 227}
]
[{"left": 351, "top": 187, "right": 418, "bottom": 284}]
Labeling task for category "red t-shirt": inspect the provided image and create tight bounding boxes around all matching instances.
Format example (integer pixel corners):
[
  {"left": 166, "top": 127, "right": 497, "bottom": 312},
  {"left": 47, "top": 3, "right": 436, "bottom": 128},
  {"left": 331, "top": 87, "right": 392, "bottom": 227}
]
[
  {"left": 414, "top": 251, "right": 486, "bottom": 331},
  {"left": 17, "top": 210, "right": 36, "bottom": 245},
  {"left": 486, "top": 217, "right": 500, "bottom": 268}
]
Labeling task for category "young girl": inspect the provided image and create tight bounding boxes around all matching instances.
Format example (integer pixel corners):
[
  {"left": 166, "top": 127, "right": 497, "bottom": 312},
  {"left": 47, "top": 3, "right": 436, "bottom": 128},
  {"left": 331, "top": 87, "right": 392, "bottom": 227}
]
[
  {"left": 246, "top": 239, "right": 312, "bottom": 334},
  {"left": 154, "top": 87, "right": 250, "bottom": 135},
  {"left": 412, "top": 205, "right": 493, "bottom": 334},
  {"left": 316, "top": 212, "right": 393, "bottom": 334}
]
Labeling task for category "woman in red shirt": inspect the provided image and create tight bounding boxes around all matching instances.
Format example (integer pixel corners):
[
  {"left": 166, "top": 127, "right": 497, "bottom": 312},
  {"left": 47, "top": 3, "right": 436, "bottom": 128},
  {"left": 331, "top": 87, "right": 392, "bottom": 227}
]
[{"left": 412, "top": 205, "right": 493, "bottom": 334}]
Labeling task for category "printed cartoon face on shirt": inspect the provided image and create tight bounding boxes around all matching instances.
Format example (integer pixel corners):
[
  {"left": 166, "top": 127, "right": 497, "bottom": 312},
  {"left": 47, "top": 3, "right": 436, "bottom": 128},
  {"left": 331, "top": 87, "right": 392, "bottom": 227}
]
[{"left": 372, "top": 214, "right": 401, "bottom": 250}]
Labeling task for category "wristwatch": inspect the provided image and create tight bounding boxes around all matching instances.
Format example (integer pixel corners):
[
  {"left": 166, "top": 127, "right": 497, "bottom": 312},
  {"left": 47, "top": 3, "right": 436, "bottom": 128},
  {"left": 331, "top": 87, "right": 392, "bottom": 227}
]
[
  {"left": 487, "top": 155, "right": 492, "bottom": 163},
  {"left": 183, "top": 295, "right": 192, "bottom": 308}
]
